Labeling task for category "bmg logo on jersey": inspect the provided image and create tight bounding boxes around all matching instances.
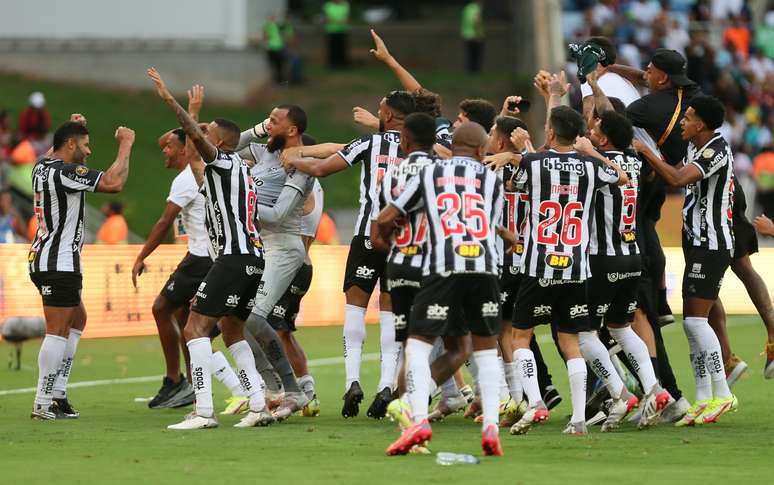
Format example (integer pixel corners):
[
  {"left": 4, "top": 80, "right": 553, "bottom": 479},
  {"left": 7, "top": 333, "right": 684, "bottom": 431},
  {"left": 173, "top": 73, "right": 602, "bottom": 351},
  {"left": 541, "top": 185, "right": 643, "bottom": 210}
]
[
  {"left": 355, "top": 265, "right": 375, "bottom": 279},
  {"left": 455, "top": 243, "right": 483, "bottom": 258},
  {"left": 426, "top": 304, "right": 449, "bottom": 320},
  {"left": 545, "top": 253, "right": 573, "bottom": 270}
]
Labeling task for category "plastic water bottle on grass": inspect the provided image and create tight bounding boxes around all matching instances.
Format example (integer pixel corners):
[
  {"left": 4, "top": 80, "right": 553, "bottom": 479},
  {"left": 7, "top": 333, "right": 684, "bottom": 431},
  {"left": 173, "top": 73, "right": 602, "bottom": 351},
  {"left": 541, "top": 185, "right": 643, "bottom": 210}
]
[{"left": 435, "top": 452, "right": 480, "bottom": 465}]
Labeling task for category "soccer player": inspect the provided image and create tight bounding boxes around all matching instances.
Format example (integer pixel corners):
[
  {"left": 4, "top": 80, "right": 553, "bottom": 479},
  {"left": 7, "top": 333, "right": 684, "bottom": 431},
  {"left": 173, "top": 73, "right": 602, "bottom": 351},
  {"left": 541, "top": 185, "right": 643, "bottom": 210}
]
[
  {"left": 509, "top": 106, "right": 629, "bottom": 436},
  {"left": 283, "top": 90, "right": 416, "bottom": 418},
  {"left": 586, "top": 110, "right": 672, "bottom": 430},
  {"left": 377, "top": 121, "right": 507, "bottom": 456},
  {"left": 148, "top": 68, "right": 271, "bottom": 430},
  {"left": 236, "top": 105, "right": 317, "bottom": 421},
  {"left": 635, "top": 95, "right": 738, "bottom": 426},
  {"left": 29, "top": 115, "right": 135, "bottom": 419}
]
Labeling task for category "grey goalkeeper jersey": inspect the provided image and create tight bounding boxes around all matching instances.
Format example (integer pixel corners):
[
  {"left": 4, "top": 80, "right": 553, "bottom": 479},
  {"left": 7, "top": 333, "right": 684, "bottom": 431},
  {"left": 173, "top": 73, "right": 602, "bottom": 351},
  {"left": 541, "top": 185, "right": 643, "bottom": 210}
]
[{"left": 248, "top": 143, "right": 315, "bottom": 235}]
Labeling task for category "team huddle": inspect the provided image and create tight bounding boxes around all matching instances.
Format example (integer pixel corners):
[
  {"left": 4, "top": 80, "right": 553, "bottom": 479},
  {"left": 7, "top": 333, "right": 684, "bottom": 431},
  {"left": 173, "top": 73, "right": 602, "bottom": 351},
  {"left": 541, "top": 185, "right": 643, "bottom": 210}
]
[{"left": 26, "top": 33, "right": 774, "bottom": 458}]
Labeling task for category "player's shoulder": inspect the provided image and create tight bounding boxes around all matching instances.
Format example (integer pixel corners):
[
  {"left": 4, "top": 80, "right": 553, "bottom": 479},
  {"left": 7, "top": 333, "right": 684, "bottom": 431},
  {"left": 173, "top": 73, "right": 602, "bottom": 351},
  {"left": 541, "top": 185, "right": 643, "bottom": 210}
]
[{"left": 693, "top": 134, "right": 729, "bottom": 163}]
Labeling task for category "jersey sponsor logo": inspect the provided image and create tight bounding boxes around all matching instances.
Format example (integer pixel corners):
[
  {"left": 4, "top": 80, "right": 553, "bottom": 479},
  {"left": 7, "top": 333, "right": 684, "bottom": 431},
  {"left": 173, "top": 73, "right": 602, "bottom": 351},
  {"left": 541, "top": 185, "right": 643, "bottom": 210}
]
[
  {"left": 226, "top": 294, "right": 240, "bottom": 307},
  {"left": 272, "top": 305, "right": 287, "bottom": 318},
  {"left": 28, "top": 251, "right": 36, "bottom": 262},
  {"left": 388, "top": 278, "right": 421, "bottom": 289},
  {"left": 500, "top": 290, "right": 509, "bottom": 304},
  {"left": 246, "top": 297, "right": 256, "bottom": 310},
  {"left": 514, "top": 243, "right": 525, "bottom": 255},
  {"left": 627, "top": 301, "right": 638, "bottom": 314},
  {"left": 481, "top": 301, "right": 499, "bottom": 318},
  {"left": 533, "top": 304, "right": 552, "bottom": 317},
  {"left": 41, "top": 285, "right": 52, "bottom": 296},
  {"left": 545, "top": 253, "right": 573, "bottom": 270},
  {"left": 355, "top": 265, "right": 376, "bottom": 279},
  {"left": 195, "top": 282, "right": 207, "bottom": 300},
  {"left": 166, "top": 281, "right": 175, "bottom": 292},
  {"left": 426, "top": 304, "right": 449, "bottom": 320},
  {"left": 245, "top": 265, "right": 261, "bottom": 276},
  {"left": 69, "top": 175, "right": 93, "bottom": 185},
  {"left": 455, "top": 243, "right": 483, "bottom": 258},
  {"left": 688, "top": 262, "right": 706, "bottom": 280},
  {"left": 509, "top": 266, "right": 520, "bottom": 275},
  {"left": 569, "top": 304, "right": 588, "bottom": 318},
  {"left": 621, "top": 229, "right": 637, "bottom": 243},
  {"left": 399, "top": 245, "right": 421, "bottom": 256},
  {"left": 702, "top": 148, "right": 715, "bottom": 159},
  {"left": 541, "top": 157, "right": 586, "bottom": 175},
  {"left": 595, "top": 303, "right": 609, "bottom": 316},
  {"left": 364, "top": 239, "right": 373, "bottom": 250},
  {"left": 394, "top": 313, "right": 407, "bottom": 330},
  {"left": 75, "top": 165, "right": 89, "bottom": 176}
]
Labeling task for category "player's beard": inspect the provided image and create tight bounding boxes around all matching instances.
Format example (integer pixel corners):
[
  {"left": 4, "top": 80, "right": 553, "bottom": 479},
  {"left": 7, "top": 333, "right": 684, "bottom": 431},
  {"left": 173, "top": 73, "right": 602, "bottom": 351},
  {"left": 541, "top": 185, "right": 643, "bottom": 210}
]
[
  {"left": 267, "top": 134, "right": 287, "bottom": 153},
  {"left": 73, "top": 147, "right": 88, "bottom": 165}
]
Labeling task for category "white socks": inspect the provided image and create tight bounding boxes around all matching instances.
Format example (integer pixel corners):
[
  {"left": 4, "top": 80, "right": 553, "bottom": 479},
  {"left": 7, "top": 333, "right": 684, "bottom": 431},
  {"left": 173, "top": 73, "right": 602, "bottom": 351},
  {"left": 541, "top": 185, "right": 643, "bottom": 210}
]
[
  {"left": 35, "top": 334, "right": 67, "bottom": 408},
  {"left": 503, "top": 360, "right": 523, "bottom": 403},
  {"left": 514, "top": 348, "right": 542, "bottom": 407},
  {"left": 228, "top": 340, "right": 267, "bottom": 412},
  {"left": 683, "top": 317, "right": 731, "bottom": 400},
  {"left": 498, "top": 356, "right": 509, "bottom": 401},
  {"left": 377, "top": 311, "right": 400, "bottom": 392},
  {"left": 187, "top": 337, "right": 214, "bottom": 417},
  {"left": 211, "top": 351, "right": 244, "bottom": 396},
  {"left": 440, "top": 377, "right": 460, "bottom": 399},
  {"left": 579, "top": 331, "right": 625, "bottom": 399},
  {"left": 467, "top": 358, "right": 480, "bottom": 395},
  {"left": 608, "top": 326, "right": 659, "bottom": 394},
  {"left": 567, "top": 357, "right": 587, "bottom": 424},
  {"left": 343, "top": 304, "right": 367, "bottom": 389},
  {"left": 298, "top": 374, "right": 316, "bottom": 399},
  {"left": 474, "top": 349, "right": 500, "bottom": 429},
  {"left": 405, "top": 338, "right": 433, "bottom": 423},
  {"left": 53, "top": 328, "right": 82, "bottom": 399}
]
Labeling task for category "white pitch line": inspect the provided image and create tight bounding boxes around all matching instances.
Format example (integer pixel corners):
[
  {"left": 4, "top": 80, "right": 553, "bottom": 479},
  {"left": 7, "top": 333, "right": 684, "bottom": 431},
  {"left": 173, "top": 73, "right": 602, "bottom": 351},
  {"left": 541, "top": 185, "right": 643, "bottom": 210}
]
[{"left": 0, "top": 352, "right": 381, "bottom": 397}]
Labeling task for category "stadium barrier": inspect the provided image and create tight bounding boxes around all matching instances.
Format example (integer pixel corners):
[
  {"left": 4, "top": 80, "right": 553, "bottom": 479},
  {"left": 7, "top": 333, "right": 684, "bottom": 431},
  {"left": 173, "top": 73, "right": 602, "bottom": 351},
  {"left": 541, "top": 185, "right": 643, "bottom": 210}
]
[{"left": 1, "top": 244, "right": 773, "bottom": 339}]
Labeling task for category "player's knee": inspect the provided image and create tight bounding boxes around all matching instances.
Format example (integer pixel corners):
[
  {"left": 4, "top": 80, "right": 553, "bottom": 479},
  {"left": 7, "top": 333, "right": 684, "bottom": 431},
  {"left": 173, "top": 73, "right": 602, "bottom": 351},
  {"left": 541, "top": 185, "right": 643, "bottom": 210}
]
[{"left": 152, "top": 295, "right": 173, "bottom": 320}]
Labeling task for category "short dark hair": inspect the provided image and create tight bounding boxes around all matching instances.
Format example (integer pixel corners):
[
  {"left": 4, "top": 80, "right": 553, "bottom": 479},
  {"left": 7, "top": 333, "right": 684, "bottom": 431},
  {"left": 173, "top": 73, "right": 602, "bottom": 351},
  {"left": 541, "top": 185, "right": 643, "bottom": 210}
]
[
  {"left": 689, "top": 95, "right": 725, "bottom": 130},
  {"left": 108, "top": 201, "right": 124, "bottom": 215},
  {"left": 587, "top": 36, "right": 617, "bottom": 65},
  {"left": 592, "top": 97, "right": 627, "bottom": 120},
  {"left": 276, "top": 104, "right": 307, "bottom": 134},
  {"left": 412, "top": 88, "right": 442, "bottom": 118},
  {"left": 385, "top": 90, "right": 416, "bottom": 117},
  {"left": 171, "top": 128, "right": 186, "bottom": 145},
  {"left": 213, "top": 118, "right": 241, "bottom": 149},
  {"left": 402, "top": 112, "right": 437, "bottom": 149},
  {"left": 494, "top": 116, "right": 527, "bottom": 142},
  {"left": 599, "top": 111, "right": 634, "bottom": 151},
  {"left": 53, "top": 121, "right": 89, "bottom": 150},
  {"left": 459, "top": 99, "right": 497, "bottom": 131},
  {"left": 549, "top": 106, "right": 585, "bottom": 144}
]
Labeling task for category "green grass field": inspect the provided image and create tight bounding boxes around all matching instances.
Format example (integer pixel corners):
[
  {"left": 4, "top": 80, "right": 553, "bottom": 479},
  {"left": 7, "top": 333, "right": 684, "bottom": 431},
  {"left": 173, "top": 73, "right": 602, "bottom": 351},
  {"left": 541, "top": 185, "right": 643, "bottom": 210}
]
[{"left": 1, "top": 317, "right": 771, "bottom": 484}]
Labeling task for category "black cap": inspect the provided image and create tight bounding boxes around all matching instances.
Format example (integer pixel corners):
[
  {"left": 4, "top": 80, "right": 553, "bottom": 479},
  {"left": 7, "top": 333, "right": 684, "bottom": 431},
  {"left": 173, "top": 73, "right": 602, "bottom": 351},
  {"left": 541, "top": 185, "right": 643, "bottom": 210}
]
[{"left": 651, "top": 48, "right": 693, "bottom": 87}]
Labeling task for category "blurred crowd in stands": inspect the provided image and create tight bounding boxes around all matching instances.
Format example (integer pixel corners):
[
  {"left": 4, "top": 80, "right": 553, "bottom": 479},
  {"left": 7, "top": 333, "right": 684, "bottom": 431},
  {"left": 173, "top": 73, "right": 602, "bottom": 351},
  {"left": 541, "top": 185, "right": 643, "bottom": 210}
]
[{"left": 564, "top": 0, "right": 774, "bottom": 220}]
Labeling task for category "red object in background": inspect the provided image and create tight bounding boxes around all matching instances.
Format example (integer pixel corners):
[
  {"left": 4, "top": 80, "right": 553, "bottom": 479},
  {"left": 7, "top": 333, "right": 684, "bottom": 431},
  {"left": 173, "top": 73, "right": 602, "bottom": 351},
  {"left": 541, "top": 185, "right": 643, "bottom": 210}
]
[{"left": 18, "top": 107, "right": 51, "bottom": 140}]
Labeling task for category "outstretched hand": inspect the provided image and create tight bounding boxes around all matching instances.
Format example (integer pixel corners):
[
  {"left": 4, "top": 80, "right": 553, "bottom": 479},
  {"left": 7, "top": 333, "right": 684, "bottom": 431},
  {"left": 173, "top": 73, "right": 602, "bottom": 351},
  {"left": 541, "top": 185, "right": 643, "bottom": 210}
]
[
  {"left": 187, "top": 84, "right": 205, "bottom": 118},
  {"left": 510, "top": 127, "right": 531, "bottom": 152},
  {"left": 501, "top": 95, "right": 523, "bottom": 116},
  {"left": 115, "top": 126, "right": 136, "bottom": 145},
  {"left": 533, "top": 70, "right": 552, "bottom": 100},
  {"left": 369, "top": 29, "right": 391, "bottom": 63},
  {"left": 548, "top": 71, "right": 570, "bottom": 98},
  {"left": 352, "top": 106, "right": 379, "bottom": 130},
  {"left": 753, "top": 214, "right": 774, "bottom": 237},
  {"left": 573, "top": 136, "right": 595, "bottom": 155},
  {"left": 147, "top": 67, "right": 174, "bottom": 102}
]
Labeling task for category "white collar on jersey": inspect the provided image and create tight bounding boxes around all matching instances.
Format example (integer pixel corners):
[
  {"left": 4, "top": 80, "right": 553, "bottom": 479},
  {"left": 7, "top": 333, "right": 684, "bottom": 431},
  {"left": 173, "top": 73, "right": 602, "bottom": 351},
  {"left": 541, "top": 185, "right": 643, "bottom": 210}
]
[
  {"left": 406, "top": 150, "right": 428, "bottom": 157},
  {"left": 548, "top": 148, "right": 577, "bottom": 154}
]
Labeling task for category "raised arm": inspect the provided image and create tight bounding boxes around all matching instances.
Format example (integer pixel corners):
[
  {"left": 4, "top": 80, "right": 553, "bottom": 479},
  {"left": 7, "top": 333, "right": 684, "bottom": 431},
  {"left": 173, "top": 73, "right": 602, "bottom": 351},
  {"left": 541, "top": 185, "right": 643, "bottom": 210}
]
[
  {"left": 369, "top": 29, "right": 422, "bottom": 92},
  {"left": 147, "top": 68, "right": 217, "bottom": 163},
  {"left": 633, "top": 139, "right": 701, "bottom": 187},
  {"left": 96, "top": 127, "right": 135, "bottom": 193},
  {"left": 582, "top": 71, "right": 614, "bottom": 124},
  {"left": 283, "top": 153, "right": 349, "bottom": 178},
  {"left": 575, "top": 136, "right": 629, "bottom": 187},
  {"left": 606, "top": 64, "right": 647, "bottom": 88}
]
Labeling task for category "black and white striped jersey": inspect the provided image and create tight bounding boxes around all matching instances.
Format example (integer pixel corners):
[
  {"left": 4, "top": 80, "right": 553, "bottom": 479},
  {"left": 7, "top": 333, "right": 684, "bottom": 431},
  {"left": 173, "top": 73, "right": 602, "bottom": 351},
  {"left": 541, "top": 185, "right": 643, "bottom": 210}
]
[
  {"left": 337, "top": 130, "right": 404, "bottom": 237},
  {"left": 392, "top": 156, "right": 503, "bottom": 276},
  {"left": 28, "top": 158, "right": 104, "bottom": 273},
  {"left": 589, "top": 150, "right": 642, "bottom": 256},
  {"left": 202, "top": 150, "right": 261, "bottom": 257},
  {"left": 516, "top": 150, "right": 620, "bottom": 280},
  {"left": 501, "top": 165, "right": 529, "bottom": 270},
  {"left": 682, "top": 134, "right": 735, "bottom": 251},
  {"left": 375, "top": 150, "right": 437, "bottom": 269}
]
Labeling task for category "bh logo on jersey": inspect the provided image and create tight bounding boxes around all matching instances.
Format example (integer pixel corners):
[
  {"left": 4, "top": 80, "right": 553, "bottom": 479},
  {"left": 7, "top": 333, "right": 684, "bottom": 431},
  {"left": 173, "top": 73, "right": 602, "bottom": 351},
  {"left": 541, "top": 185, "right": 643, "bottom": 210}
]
[
  {"left": 455, "top": 243, "right": 482, "bottom": 259},
  {"left": 481, "top": 301, "right": 499, "bottom": 318},
  {"left": 399, "top": 245, "right": 420, "bottom": 256},
  {"left": 545, "top": 253, "right": 573, "bottom": 270},
  {"left": 426, "top": 304, "right": 449, "bottom": 320},
  {"left": 621, "top": 230, "right": 636, "bottom": 243},
  {"left": 355, "top": 265, "right": 375, "bottom": 279},
  {"left": 225, "top": 294, "right": 240, "bottom": 308}
]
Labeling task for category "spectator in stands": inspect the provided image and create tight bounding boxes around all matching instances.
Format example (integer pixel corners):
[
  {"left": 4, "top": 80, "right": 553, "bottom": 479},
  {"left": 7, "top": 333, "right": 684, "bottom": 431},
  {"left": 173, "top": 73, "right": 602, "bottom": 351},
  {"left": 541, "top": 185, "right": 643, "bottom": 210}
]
[
  {"left": 461, "top": 0, "right": 485, "bottom": 73},
  {"left": 96, "top": 201, "right": 129, "bottom": 244},
  {"left": 753, "top": 146, "right": 774, "bottom": 219},
  {"left": 0, "top": 189, "right": 24, "bottom": 243},
  {"left": 323, "top": 0, "right": 350, "bottom": 69},
  {"left": 263, "top": 14, "right": 287, "bottom": 85},
  {"left": 0, "top": 109, "right": 12, "bottom": 161},
  {"left": 724, "top": 15, "right": 752, "bottom": 59},
  {"left": 18, "top": 92, "right": 51, "bottom": 144}
]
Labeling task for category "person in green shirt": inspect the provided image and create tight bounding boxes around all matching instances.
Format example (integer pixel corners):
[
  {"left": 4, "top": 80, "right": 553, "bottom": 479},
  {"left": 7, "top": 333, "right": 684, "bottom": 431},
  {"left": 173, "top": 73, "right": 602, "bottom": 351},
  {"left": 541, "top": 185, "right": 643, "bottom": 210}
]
[
  {"left": 323, "top": 0, "right": 350, "bottom": 69},
  {"left": 461, "top": 0, "right": 484, "bottom": 73},
  {"left": 263, "top": 15, "right": 287, "bottom": 84}
]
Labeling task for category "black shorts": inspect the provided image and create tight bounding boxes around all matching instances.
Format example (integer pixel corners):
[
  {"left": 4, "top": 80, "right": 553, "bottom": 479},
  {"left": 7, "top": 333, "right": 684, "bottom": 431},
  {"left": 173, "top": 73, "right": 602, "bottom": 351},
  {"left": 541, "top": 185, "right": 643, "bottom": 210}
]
[
  {"left": 732, "top": 187, "right": 758, "bottom": 259},
  {"left": 682, "top": 245, "right": 732, "bottom": 301},
  {"left": 29, "top": 271, "right": 82, "bottom": 307},
  {"left": 499, "top": 267, "right": 523, "bottom": 321},
  {"left": 191, "top": 254, "right": 263, "bottom": 321},
  {"left": 513, "top": 276, "right": 589, "bottom": 334},
  {"left": 386, "top": 262, "right": 423, "bottom": 342},
  {"left": 342, "top": 235, "right": 388, "bottom": 294},
  {"left": 268, "top": 263, "right": 314, "bottom": 332},
  {"left": 586, "top": 254, "right": 642, "bottom": 329},
  {"left": 160, "top": 253, "right": 213, "bottom": 306},
  {"left": 410, "top": 273, "right": 500, "bottom": 338}
]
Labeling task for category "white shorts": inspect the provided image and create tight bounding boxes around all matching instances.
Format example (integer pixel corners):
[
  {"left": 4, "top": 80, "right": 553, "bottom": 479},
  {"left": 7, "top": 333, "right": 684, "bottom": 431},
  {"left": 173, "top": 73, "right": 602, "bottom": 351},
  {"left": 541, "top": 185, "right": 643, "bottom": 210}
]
[{"left": 252, "top": 232, "right": 306, "bottom": 317}]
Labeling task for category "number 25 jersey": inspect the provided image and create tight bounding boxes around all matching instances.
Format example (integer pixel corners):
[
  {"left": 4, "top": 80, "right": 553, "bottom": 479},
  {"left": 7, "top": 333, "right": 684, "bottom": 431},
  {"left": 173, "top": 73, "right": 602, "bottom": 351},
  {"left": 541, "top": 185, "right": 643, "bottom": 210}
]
[
  {"left": 391, "top": 156, "right": 503, "bottom": 277},
  {"left": 516, "top": 150, "right": 620, "bottom": 281}
]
